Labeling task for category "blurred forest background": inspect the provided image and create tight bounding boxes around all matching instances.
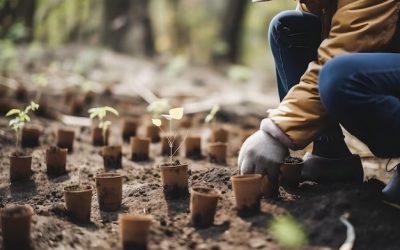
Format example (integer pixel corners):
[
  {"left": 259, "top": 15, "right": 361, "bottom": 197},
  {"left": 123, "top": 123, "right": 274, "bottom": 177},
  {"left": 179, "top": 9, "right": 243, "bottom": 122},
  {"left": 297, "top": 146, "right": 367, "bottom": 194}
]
[{"left": 0, "top": 0, "right": 295, "bottom": 75}]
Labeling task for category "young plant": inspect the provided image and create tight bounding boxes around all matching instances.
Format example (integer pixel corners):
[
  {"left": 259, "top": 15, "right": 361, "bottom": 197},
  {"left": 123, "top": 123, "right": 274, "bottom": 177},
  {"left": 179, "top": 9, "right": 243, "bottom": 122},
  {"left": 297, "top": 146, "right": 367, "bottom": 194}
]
[
  {"left": 147, "top": 99, "right": 170, "bottom": 118},
  {"left": 32, "top": 73, "right": 49, "bottom": 101},
  {"left": 152, "top": 107, "right": 187, "bottom": 164},
  {"left": 6, "top": 101, "right": 40, "bottom": 149},
  {"left": 88, "top": 106, "right": 119, "bottom": 145},
  {"left": 204, "top": 104, "right": 220, "bottom": 125}
]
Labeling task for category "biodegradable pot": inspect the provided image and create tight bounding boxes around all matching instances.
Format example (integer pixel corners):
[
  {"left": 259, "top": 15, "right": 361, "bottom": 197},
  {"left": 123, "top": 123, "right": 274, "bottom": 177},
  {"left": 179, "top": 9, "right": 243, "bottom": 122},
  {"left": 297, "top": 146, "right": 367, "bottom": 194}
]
[
  {"left": 122, "top": 118, "right": 138, "bottom": 142},
  {"left": 280, "top": 157, "right": 304, "bottom": 187},
  {"left": 145, "top": 124, "right": 160, "bottom": 143},
  {"left": 231, "top": 175, "right": 262, "bottom": 215},
  {"left": 21, "top": 125, "right": 41, "bottom": 147},
  {"left": 45, "top": 146, "right": 67, "bottom": 176},
  {"left": 92, "top": 127, "right": 110, "bottom": 146},
  {"left": 160, "top": 162, "right": 189, "bottom": 199},
  {"left": 190, "top": 187, "right": 220, "bottom": 228},
  {"left": 185, "top": 136, "right": 202, "bottom": 159},
  {"left": 0, "top": 205, "right": 33, "bottom": 249},
  {"left": 130, "top": 137, "right": 150, "bottom": 161},
  {"left": 260, "top": 175, "right": 276, "bottom": 198},
  {"left": 179, "top": 117, "right": 193, "bottom": 129},
  {"left": 15, "top": 84, "right": 28, "bottom": 101},
  {"left": 96, "top": 173, "right": 123, "bottom": 211},
  {"left": 57, "top": 128, "right": 75, "bottom": 152},
  {"left": 83, "top": 90, "right": 95, "bottom": 104},
  {"left": 9, "top": 152, "right": 32, "bottom": 182},
  {"left": 101, "top": 145, "right": 123, "bottom": 169},
  {"left": 161, "top": 134, "right": 180, "bottom": 156},
  {"left": 64, "top": 185, "right": 93, "bottom": 222},
  {"left": 207, "top": 142, "right": 227, "bottom": 164},
  {"left": 211, "top": 127, "right": 229, "bottom": 143},
  {"left": 119, "top": 214, "right": 152, "bottom": 250},
  {"left": 69, "top": 97, "right": 85, "bottom": 115}
]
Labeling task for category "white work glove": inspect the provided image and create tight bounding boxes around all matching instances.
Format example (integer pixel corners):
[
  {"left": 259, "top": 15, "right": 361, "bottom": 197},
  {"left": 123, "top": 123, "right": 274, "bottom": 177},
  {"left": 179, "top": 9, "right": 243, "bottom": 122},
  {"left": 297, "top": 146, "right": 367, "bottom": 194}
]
[{"left": 238, "top": 130, "right": 289, "bottom": 189}]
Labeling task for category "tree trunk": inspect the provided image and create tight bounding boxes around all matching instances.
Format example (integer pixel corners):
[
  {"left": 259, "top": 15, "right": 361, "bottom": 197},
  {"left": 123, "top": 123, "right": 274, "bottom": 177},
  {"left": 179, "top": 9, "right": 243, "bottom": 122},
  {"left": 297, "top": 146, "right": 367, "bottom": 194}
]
[
  {"left": 215, "top": 0, "right": 248, "bottom": 63},
  {"left": 102, "top": 0, "right": 155, "bottom": 56},
  {"left": 0, "top": 0, "right": 36, "bottom": 42}
]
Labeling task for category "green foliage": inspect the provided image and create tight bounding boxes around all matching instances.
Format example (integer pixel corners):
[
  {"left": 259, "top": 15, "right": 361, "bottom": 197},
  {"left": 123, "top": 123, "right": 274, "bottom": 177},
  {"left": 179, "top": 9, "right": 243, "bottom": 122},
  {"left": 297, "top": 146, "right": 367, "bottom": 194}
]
[
  {"left": 88, "top": 106, "right": 119, "bottom": 133},
  {"left": 269, "top": 215, "right": 308, "bottom": 249},
  {"left": 32, "top": 73, "right": 49, "bottom": 88},
  {"left": 0, "top": 39, "right": 17, "bottom": 73},
  {"left": 6, "top": 101, "right": 40, "bottom": 148}
]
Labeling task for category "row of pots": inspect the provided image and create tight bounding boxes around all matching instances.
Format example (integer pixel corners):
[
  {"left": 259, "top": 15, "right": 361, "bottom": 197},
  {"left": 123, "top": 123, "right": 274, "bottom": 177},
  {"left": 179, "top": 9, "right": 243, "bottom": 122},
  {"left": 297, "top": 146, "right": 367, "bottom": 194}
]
[{"left": 1, "top": 158, "right": 303, "bottom": 249}]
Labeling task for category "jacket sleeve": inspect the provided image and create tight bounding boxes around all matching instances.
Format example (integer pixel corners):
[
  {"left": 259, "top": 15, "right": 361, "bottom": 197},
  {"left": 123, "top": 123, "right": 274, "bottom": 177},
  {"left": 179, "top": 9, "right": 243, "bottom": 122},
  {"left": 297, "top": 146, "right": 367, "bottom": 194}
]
[
  {"left": 297, "top": 0, "right": 323, "bottom": 16},
  {"left": 265, "top": 0, "right": 400, "bottom": 149}
]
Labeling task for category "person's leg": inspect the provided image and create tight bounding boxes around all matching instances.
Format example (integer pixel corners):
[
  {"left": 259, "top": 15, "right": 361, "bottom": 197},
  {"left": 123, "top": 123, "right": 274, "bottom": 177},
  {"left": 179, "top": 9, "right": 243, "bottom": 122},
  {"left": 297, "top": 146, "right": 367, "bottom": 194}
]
[
  {"left": 268, "top": 10, "right": 351, "bottom": 158},
  {"left": 319, "top": 53, "right": 400, "bottom": 158}
]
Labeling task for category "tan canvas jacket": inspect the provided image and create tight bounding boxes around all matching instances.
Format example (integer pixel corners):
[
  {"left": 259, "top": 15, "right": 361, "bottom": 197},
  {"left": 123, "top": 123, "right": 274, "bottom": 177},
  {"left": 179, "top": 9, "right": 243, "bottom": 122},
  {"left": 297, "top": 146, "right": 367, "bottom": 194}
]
[{"left": 263, "top": 0, "right": 400, "bottom": 150}]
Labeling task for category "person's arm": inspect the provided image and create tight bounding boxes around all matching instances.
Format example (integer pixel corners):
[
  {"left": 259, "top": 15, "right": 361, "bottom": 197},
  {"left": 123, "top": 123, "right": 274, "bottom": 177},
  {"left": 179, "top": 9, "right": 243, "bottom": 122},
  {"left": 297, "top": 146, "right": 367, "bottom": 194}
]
[{"left": 264, "top": 0, "right": 400, "bottom": 150}]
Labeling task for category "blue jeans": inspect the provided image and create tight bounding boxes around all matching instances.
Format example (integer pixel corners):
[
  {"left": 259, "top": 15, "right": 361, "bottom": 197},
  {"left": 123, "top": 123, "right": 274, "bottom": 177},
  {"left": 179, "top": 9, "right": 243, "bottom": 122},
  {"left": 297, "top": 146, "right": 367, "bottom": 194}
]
[
  {"left": 269, "top": 10, "right": 400, "bottom": 158},
  {"left": 269, "top": 10, "right": 351, "bottom": 158},
  {"left": 320, "top": 54, "right": 400, "bottom": 158}
]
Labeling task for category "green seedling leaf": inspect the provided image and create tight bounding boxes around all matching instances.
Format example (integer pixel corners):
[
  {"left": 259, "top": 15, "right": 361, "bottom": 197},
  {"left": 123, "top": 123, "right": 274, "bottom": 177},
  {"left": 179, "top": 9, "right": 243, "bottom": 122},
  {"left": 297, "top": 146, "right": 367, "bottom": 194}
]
[
  {"left": 269, "top": 216, "right": 308, "bottom": 249},
  {"left": 104, "top": 106, "right": 119, "bottom": 116},
  {"left": 169, "top": 107, "right": 184, "bottom": 120},
  {"left": 205, "top": 105, "right": 220, "bottom": 123},
  {"left": 147, "top": 99, "right": 170, "bottom": 116},
  {"left": 6, "top": 109, "right": 21, "bottom": 117},
  {"left": 152, "top": 119, "right": 162, "bottom": 127}
]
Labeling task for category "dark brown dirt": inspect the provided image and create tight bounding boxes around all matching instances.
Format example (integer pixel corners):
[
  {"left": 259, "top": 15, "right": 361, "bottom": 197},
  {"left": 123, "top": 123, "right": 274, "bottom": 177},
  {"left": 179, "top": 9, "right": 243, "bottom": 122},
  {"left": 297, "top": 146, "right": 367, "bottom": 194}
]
[{"left": 1, "top": 92, "right": 400, "bottom": 250}]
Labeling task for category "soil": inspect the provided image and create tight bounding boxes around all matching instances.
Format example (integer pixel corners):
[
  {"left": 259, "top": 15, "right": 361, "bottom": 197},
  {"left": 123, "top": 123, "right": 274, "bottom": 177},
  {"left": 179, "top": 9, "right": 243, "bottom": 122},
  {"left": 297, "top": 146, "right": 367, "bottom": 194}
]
[
  {"left": 285, "top": 156, "right": 304, "bottom": 164},
  {"left": 10, "top": 150, "right": 30, "bottom": 157},
  {"left": 47, "top": 146, "right": 64, "bottom": 153},
  {"left": 1, "top": 82, "right": 400, "bottom": 249},
  {"left": 1, "top": 205, "right": 31, "bottom": 218},
  {"left": 64, "top": 185, "right": 93, "bottom": 192}
]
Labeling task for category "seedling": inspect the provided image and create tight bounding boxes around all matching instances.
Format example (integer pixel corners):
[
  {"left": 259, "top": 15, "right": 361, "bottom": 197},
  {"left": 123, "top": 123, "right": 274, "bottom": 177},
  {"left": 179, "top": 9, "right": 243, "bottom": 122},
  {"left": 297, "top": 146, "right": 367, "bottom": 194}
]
[
  {"left": 6, "top": 101, "right": 39, "bottom": 149},
  {"left": 88, "top": 106, "right": 119, "bottom": 145},
  {"left": 147, "top": 99, "right": 170, "bottom": 118},
  {"left": 32, "top": 73, "right": 49, "bottom": 101},
  {"left": 204, "top": 104, "right": 220, "bottom": 124},
  {"left": 152, "top": 107, "right": 187, "bottom": 164}
]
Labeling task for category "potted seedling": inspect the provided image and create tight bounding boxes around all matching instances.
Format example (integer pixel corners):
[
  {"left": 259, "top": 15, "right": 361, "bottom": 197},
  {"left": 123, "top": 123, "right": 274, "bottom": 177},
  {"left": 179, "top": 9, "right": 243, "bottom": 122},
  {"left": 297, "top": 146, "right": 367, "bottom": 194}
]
[
  {"left": 122, "top": 117, "right": 138, "bottom": 142},
  {"left": 56, "top": 127, "right": 75, "bottom": 152},
  {"left": 280, "top": 156, "right": 304, "bottom": 187},
  {"left": 45, "top": 146, "right": 67, "bottom": 177},
  {"left": 205, "top": 105, "right": 228, "bottom": 164},
  {"left": 0, "top": 205, "right": 34, "bottom": 249},
  {"left": 231, "top": 174, "right": 262, "bottom": 216},
  {"left": 130, "top": 136, "right": 151, "bottom": 161},
  {"left": 146, "top": 99, "right": 170, "bottom": 143},
  {"left": 89, "top": 106, "right": 121, "bottom": 168},
  {"left": 190, "top": 186, "right": 220, "bottom": 228},
  {"left": 152, "top": 107, "right": 189, "bottom": 199},
  {"left": 6, "top": 101, "right": 39, "bottom": 181},
  {"left": 119, "top": 214, "right": 152, "bottom": 250},
  {"left": 95, "top": 172, "right": 123, "bottom": 211},
  {"left": 64, "top": 183, "right": 93, "bottom": 222},
  {"left": 206, "top": 105, "right": 229, "bottom": 143}
]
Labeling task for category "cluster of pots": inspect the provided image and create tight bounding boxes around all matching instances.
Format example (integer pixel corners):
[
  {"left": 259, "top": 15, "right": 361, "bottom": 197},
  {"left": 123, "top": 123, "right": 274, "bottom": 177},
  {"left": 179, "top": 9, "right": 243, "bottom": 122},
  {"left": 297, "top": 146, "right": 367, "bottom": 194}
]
[{"left": 4, "top": 116, "right": 304, "bottom": 249}]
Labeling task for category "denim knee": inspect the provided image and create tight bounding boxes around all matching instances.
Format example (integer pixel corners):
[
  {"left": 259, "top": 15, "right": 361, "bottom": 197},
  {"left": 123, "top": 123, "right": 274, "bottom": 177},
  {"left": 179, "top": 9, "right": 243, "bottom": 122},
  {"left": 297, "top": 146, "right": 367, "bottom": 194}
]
[
  {"left": 319, "top": 55, "right": 358, "bottom": 116},
  {"left": 268, "top": 10, "right": 302, "bottom": 45}
]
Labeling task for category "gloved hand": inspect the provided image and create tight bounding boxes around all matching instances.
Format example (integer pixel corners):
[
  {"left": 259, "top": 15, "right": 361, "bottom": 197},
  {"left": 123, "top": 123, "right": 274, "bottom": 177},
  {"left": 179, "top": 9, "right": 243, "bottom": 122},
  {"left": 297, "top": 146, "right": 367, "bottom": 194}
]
[{"left": 238, "top": 130, "right": 289, "bottom": 189}]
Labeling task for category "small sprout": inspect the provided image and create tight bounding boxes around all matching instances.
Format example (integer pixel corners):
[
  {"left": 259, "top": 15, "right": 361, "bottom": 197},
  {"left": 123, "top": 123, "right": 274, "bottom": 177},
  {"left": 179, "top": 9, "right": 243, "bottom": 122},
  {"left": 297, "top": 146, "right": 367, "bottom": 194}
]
[
  {"left": 269, "top": 215, "right": 308, "bottom": 249},
  {"left": 88, "top": 106, "right": 119, "bottom": 145},
  {"left": 147, "top": 99, "right": 170, "bottom": 117},
  {"left": 6, "top": 101, "right": 40, "bottom": 148},
  {"left": 205, "top": 105, "right": 220, "bottom": 124},
  {"left": 152, "top": 107, "right": 187, "bottom": 165}
]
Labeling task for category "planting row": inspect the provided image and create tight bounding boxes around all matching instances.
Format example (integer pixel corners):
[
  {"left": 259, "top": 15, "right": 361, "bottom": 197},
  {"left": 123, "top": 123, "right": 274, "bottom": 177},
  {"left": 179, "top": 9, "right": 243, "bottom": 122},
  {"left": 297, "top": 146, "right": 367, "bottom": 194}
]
[{"left": 1, "top": 157, "right": 304, "bottom": 250}]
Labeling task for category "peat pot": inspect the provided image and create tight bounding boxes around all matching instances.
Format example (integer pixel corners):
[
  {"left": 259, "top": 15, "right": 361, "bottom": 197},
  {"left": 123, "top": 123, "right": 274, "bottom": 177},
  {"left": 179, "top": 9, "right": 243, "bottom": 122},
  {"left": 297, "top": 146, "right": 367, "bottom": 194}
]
[
  {"left": 96, "top": 173, "right": 123, "bottom": 211},
  {"left": 119, "top": 214, "right": 152, "bottom": 250},
  {"left": 1, "top": 205, "right": 33, "bottom": 249},
  {"left": 190, "top": 186, "right": 220, "bottom": 228},
  {"left": 231, "top": 174, "right": 262, "bottom": 216},
  {"left": 101, "top": 145, "right": 122, "bottom": 169},
  {"left": 122, "top": 118, "right": 138, "bottom": 142},
  {"left": 9, "top": 152, "right": 32, "bottom": 182},
  {"left": 64, "top": 185, "right": 93, "bottom": 222},
  {"left": 185, "top": 136, "right": 202, "bottom": 159},
  {"left": 160, "top": 162, "right": 189, "bottom": 199},
  {"left": 130, "top": 137, "right": 150, "bottom": 161},
  {"left": 207, "top": 142, "right": 227, "bottom": 164},
  {"left": 92, "top": 127, "right": 110, "bottom": 146},
  {"left": 145, "top": 124, "right": 160, "bottom": 143},
  {"left": 281, "top": 157, "right": 304, "bottom": 187},
  {"left": 57, "top": 128, "right": 75, "bottom": 152},
  {"left": 45, "top": 146, "right": 67, "bottom": 176}
]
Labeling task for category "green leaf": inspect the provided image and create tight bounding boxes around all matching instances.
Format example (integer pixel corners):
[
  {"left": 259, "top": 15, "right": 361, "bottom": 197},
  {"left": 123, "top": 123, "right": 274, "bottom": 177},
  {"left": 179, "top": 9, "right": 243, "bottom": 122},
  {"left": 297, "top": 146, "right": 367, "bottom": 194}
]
[
  {"left": 104, "top": 106, "right": 119, "bottom": 116},
  {"left": 5, "top": 109, "right": 21, "bottom": 117}
]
